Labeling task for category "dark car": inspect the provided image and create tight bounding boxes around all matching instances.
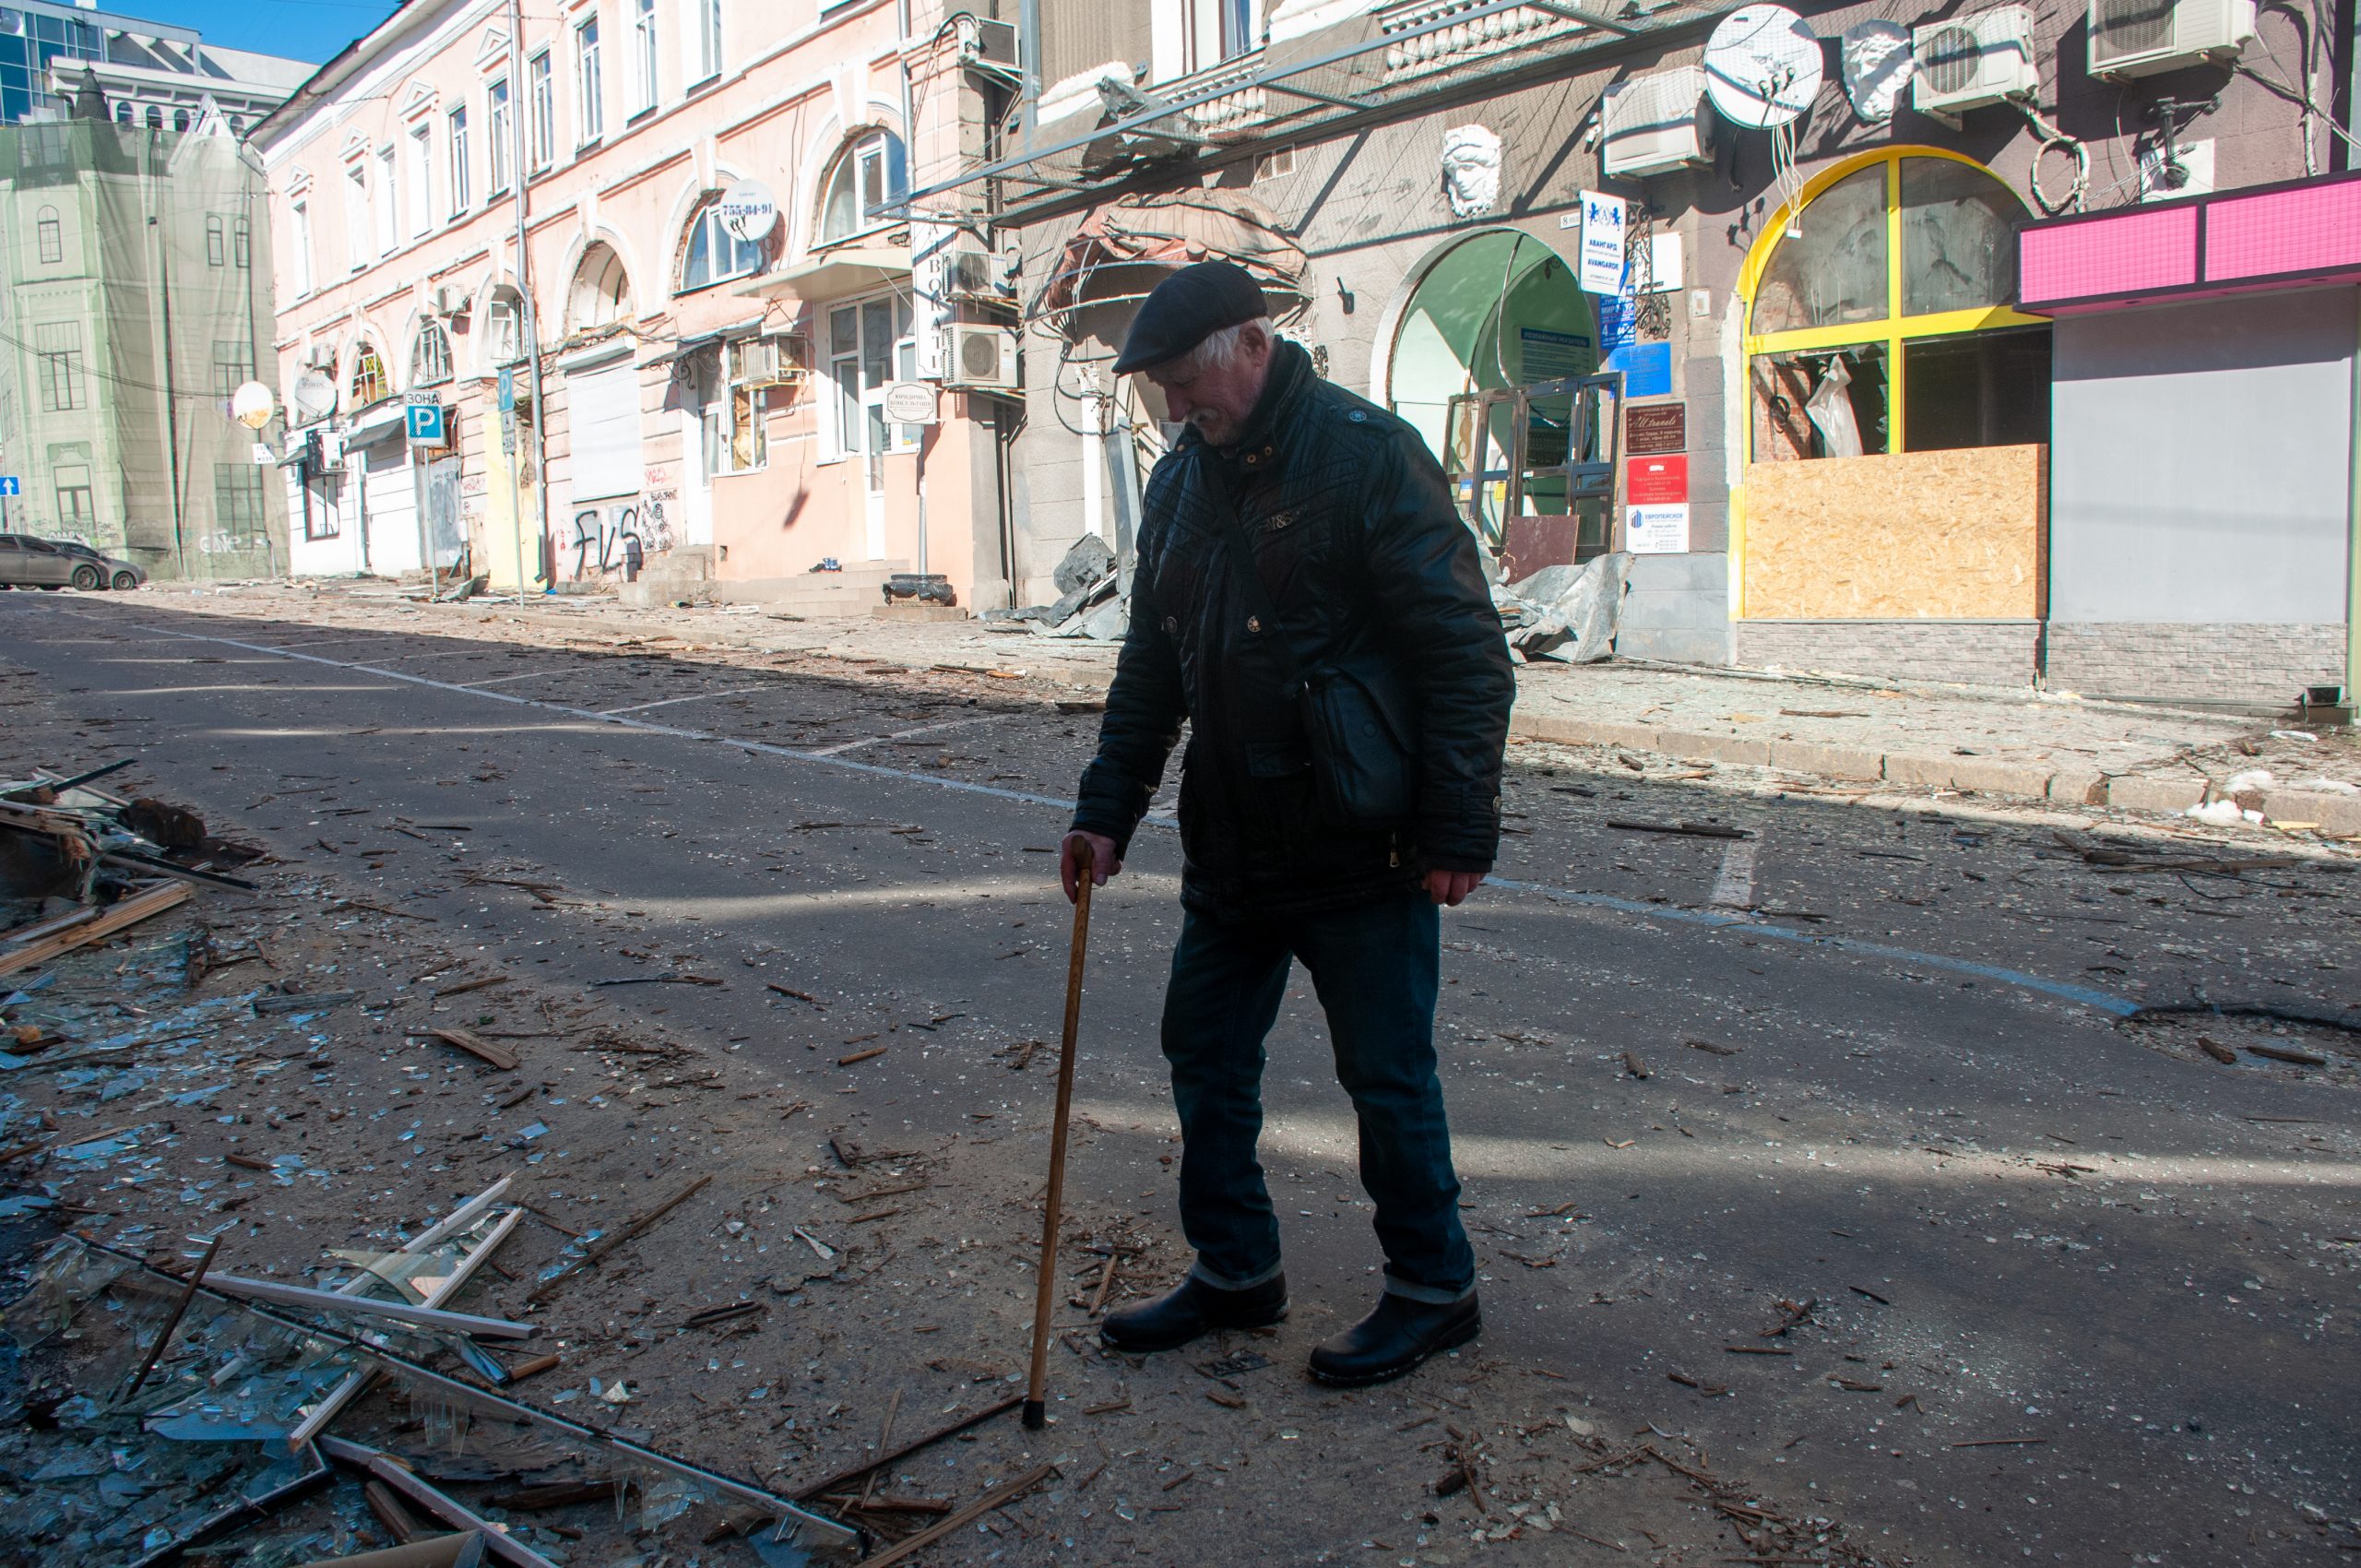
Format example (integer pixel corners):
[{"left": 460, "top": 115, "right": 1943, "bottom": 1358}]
[{"left": 0, "top": 533, "right": 145, "bottom": 590}]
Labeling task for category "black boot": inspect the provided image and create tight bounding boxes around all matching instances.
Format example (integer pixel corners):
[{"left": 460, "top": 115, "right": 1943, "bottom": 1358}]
[
  {"left": 1306, "top": 1291, "right": 1480, "bottom": 1386},
  {"left": 1099, "top": 1273, "right": 1287, "bottom": 1354}
]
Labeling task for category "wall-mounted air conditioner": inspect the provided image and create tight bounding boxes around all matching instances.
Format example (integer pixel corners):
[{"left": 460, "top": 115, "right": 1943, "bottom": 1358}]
[
  {"left": 964, "top": 18, "right": 1018, "bottom": 65},
  {"left": 2088, "top": 0, "right": 2254, "bottom": 79},
  {"left": 432, "top": 284, "right": 470, "bottom": 316},
  {"left": 946, "top": 242, "right": 1015, "bottom": 301},
  {"left": 1601, "top": 66, "right": 1714, "bottom": 180},
  {"left": 943, "top": 324, "right": 1019, "bottom": 391},
  {"left": 732, "top": 337, "right": 798, "bottom": 387},
  {"left": 1912, "top": 6, "right": 2040, "bottom": 126}
]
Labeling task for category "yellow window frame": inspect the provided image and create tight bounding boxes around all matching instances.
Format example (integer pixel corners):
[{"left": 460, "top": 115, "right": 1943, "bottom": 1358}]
[{"left": 1737, "top": 145, "right": 2047, "bottom": 458}]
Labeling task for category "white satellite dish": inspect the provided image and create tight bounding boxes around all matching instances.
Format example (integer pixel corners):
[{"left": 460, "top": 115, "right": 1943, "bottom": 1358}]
[
  {"left": 1703, "top": 4, "right": 1824, "bottom": 129},
  {"left": 1839, "top": 19, "right": 1914, "bottom": 124},
  {"left": 291, "top": 371, "right": 336, "bottom": 422}
]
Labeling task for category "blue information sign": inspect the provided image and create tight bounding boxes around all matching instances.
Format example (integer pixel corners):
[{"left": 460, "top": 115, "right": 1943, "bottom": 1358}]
[
  {"left": 496, "top": 367, "right": 516, "bottom": 413},
  {"left": 405, "top": 403, "right": 448, "bottom": 445},
  {"left": 0, "top": 477, "right": 18, "bottom": 497}
]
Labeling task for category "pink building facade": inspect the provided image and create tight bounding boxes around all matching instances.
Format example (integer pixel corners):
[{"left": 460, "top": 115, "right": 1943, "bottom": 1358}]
[{"left": 250, "top": 0, "right": 1017, "bottom": 610}]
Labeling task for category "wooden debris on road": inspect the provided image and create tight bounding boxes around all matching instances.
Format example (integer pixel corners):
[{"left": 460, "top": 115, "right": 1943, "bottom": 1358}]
[
  {"left": 424, "top": 1028, "right": 521, "bottom": 1072},
  {"left": 858, "top": 1463, "right": 1057, "bottom": 1568},
  {"left": 1607, "top": 818, "right": 1751, "bottom": 840},
  {"left": 0, "top": 884, "right": 191, "bottom": 978}
]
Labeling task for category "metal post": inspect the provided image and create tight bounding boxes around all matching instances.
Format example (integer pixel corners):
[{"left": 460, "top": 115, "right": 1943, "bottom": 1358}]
[{"left": 506, "top": 0, "right": 549, "bottom": 606}]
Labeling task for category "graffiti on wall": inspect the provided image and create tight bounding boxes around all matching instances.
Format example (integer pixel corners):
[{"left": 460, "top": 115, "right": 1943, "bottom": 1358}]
[{"left": 567, "top": 497, "right": 673, "bottom": 580}]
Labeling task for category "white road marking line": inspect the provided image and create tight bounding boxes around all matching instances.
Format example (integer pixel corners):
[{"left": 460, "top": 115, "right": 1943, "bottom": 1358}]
[
  {"left": 808, "top": 712, "right": 1001, "bottom": 756},
  {"left": 251, "top": 633, "right": 421, "bottom": 651},
  {"left": 601, "top": 685, "right": 770, "bottom": 715},
  {"left": 457, "top": 668, "right": 584, "bottom": 688},
  {"left": 1709, "top": 837, "right": 1758, "bottom": 911},
  {"left": 47, "top": 610, "right": 2142, "bottom": 1017}
]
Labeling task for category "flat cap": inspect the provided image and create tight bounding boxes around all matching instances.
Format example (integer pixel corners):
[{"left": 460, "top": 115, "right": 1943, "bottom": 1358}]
[{"left": 1112, "top": 260, "right": 1270, "bottom": 374}]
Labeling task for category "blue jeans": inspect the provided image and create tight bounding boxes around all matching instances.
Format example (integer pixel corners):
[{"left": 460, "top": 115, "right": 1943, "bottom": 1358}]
[{"left": 1159, "top": 894, "right": 1475, "bottom": 1304}]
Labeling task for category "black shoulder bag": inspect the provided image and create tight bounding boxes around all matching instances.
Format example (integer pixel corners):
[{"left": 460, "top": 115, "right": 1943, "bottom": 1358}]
[{"left": 1218, "top": 510, "right": 1422, "bottom": 831}]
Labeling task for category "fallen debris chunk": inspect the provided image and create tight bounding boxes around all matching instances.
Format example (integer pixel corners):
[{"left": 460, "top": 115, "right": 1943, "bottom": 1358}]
[
  {"left": 1607, "top": 819, "right": 1750, "bottom": 840},
  {"left": 791, "top": 1395, "right": 1025, "bottom": 1500},
  {"left": 528, "top": 1173, "right": 715, "bottom": 1302},
  {"left": 319, "top": 1438, "right": 563, "bottom": 1568},
  {"left": 0, "top": 883, "right": 191, "bottom": 978},
  {"left": 860, "top": 1463, "right": 1058, "bottom": 1568},
  {"left": 206, "top": 1273, "right": 537, "bottom": 1339},
  {"left": 291, "top": 1535, "right": 489, "bottom": 1568},
  {"left": 255, "top": 989, "right": 359, "bottom": 1016},
  {"left": 425, "top": 1027, "right": 521, "bottom": 1072},
  {"left": 123, "top": 1231, "right": 223, "bottom": 1397},
  {"left": 839, "top": 1045, "right": 888, "bottom": 1066},
  {"left": 2196, "top": 1037, "right": 2240, "bottom": 1064},
  {"left": 2246, "top": 1042, "right": 2330, "bottom": 1066}
]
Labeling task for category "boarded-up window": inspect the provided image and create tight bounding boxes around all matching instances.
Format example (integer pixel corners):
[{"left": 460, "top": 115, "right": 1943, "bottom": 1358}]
[{"left": 569, "top": 362, "right": 643, "bottom": 500}]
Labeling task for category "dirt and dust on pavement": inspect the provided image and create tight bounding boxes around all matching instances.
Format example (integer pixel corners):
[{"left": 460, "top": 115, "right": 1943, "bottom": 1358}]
[{"left": 0, "top": 585, "right": 2355, "bottom": 1567}]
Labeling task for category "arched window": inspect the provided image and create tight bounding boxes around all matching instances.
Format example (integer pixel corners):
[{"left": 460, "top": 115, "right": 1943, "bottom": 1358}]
[
  {"left": 570, "top": 242, "right": 631, "bottom": 330},
  {"left": 679, "top": 196, "right": 764, "bottom": 292},
  {"left": 412, "top": 320, "right": 453, "bottom": 386},
  {"left": 35, "top": 205, "right": 61, "bottom": 266},
  {"left": 144, "top": 105, "right": 161, "bottom": 129},
  {"left": 483, "top": 286, "right": 528, "bottom": 366},
  {"left": 817, "top": 130, "right": 907, "bottom": 247},
  {"left": 113, "top": 103, "right": 130, "bottom": 125},
  {"left": 349, "top": 341, "right": 390, "bottom": 409},
  {"left": 1745, "top": 150, "right": 2047, "bottom": 459},
  {"left": 172, "top": 108, "right": 189, "bottom": 132}
]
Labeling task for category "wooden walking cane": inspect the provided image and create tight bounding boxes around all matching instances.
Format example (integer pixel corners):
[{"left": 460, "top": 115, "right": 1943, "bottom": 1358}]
[{"left": 1024, "top": 842, "right": 1096, "bottom": 1431}]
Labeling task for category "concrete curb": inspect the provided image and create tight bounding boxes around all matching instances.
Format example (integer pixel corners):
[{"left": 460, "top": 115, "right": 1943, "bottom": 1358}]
[{"left": 1508, "top": 709, "right": 2360, "bottom": 832}]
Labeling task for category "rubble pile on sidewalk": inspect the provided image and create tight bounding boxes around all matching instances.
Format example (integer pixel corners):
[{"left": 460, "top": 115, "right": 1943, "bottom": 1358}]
[
  {"left": 982, "top": 536, "right": 1126, "bottom": 641},
  {"left": 1491, "top": 553, "right": 1631, "bottom": 664}
]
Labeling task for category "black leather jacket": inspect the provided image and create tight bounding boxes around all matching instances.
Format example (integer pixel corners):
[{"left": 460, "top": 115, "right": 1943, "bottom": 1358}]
[{"left": 1071, "top": 339, "right": 1513, "bottom": 920}]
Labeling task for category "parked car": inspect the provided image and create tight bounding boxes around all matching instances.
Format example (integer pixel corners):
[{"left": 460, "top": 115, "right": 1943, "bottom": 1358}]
[
  {"left": 56, "top": 540, "right": 146, "bottom": 590},
  {"left": 0, "top": 534, "right": 144, "bottom": 590}
]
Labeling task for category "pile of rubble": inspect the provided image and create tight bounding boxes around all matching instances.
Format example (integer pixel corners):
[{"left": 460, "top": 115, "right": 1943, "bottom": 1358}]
[
  {"left": 983, "top": 537, "right": 1125, "bottom": 641},
  {"left": 1491, "top": 552, "right": 1631, "bottom": 664}
]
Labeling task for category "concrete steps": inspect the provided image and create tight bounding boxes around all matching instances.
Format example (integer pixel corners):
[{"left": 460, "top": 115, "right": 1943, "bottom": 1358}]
[{"left": 704, "top": 564, "right": 912, "bottom": 618}]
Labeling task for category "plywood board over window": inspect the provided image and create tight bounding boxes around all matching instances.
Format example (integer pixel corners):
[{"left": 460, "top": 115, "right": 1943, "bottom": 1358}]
[{"left": 1741, "top": 445, "right": 2047, "bottom": 620}]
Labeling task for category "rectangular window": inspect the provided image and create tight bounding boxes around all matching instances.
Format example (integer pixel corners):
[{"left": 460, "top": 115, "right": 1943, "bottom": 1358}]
[
  {"left": 233, "top": 217, "right": 251, "bottom": 268},
  {"left": 215, "top": 463, "right": 265, "bottom": 539},
  {"left": 823, "top": 298, "right": 917, "bottom": 460},
  {"left": 211, "top": 339, "right": 255, "bottom": 401},
  {"left": 375, "top": 146, "right": 398, "bottom": 254},
  {"left": 408, "top": 124, "right": 433, "bottom": 236},
  {"left": 528, "top": 50, "right": 554, "bottom": 169},
  {"left": 575, "top": 18, "right": 603, "bottom": 143},
  {"left": 447, "top": 106, "right": 471, "bottom": 213},
  {"left": 345, "top": 161, "right": 368, "bottom": 272},
  {"left": 206, "top": 214, "right": 225, "bottom": 267},
  {"left": 632, "top": 0, "right": 658, "bottom": 113},
  {"left": 35, "top": 209, "right": 60, "bottom": 264},
  {"left": 35, "top": 322, "right": 83, "bottom": 412},
  {"left": 1900, "top": 327, "right": 2052, "bottom": 453},
  {"left": 54, "top": 465, "right": 93, "bottom": 531},
  {"left": 684, "top": 0, "right": 720, "bottom": 85},
  {"left": 291, "top": 198, "right": 312, "bottom": 293},
  {"left": 487, "top": 77, "right": 512, "bottom": 194}
]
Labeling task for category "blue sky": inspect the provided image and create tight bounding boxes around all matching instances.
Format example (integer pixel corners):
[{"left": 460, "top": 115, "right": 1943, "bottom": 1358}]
[{"left": 138, "top": 0, "right": 404, "bottom": 65}]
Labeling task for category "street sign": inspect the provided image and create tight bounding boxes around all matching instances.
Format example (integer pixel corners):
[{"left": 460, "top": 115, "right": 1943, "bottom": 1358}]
[
  {"left": 0, "top": 477, "right": 18, "bottom": 497},
  {"left": 497, "top": 366, "right": 516, "bottom": 413},
  {"left": 405, "top": 402, "right": 448, "bottom": 445},
  {"left": 883, "top": 381, "right": 940, "bottom": 425},
  {"left": 1578, "top": 190, "right": 1628, "bottom": 295},
  {"left": 501, "top": 406, "right": 518, "bottom": 457}
]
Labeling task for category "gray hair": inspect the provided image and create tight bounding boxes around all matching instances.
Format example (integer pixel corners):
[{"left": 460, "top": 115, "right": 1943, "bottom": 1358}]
[{"left": 1180, "top": 315, "right": 1275, "bottom": 374}]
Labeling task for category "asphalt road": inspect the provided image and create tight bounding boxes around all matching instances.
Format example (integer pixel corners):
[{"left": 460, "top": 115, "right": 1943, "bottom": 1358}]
[{"left": 4, "top": 589, "right": 2355, "bottom": 1566}]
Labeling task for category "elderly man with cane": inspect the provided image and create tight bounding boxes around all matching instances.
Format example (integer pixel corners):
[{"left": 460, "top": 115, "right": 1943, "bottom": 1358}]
[{"left": 1059, "top": 260, "right": 1514, "bottom": 1386}]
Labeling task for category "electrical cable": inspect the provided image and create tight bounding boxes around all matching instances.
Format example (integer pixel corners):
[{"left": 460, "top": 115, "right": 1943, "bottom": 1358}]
[
  {"left": 2008, "top": 95, "right": 2089, "bottom": 216},
  {"left": 2230, "top": 57, "right": 2361, "bottom": 161}
]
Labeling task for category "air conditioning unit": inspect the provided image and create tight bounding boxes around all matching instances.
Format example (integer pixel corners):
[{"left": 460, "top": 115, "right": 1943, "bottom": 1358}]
[
  {"left": 305, "top": 428, "right": 345, "bottom": 472},
  {"left": 946, "top": 243, "right": 1014, "bottom": 301},
  {"left": 730, "top": 337, "right": 794, "bottom": 386},
  {"left": 964, "top": 18, "right": 1018, "bottom": 65},
  {"left": 1912, "top": 6, "right": 2040, "bottom": 126},
  {"left": 1601, "top": 66, "right": 1714, "bottom": 180},
  {"left": 943, "top": 324, "right": 1019, "bottom": 391},
  {"left": 432, "top": 284, "right": 471, "bottom": 317},
  {"left": 2089, "top": 0, "right": 2254, "bottom": 79}
]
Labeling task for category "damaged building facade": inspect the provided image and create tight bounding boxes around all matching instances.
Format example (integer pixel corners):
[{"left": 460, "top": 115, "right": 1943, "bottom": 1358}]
[
  {"left": 941, "top": 0, "right": 2356, "bottom": 707},
  {"left": 249, "top": 0, "right": 1024, "bottom": 607}
]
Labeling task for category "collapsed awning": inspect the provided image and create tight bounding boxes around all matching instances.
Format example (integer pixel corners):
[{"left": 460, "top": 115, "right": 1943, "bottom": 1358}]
[
  {"left": 639, "top": 315, "right": 765, "bottom": 367},
  {"left": 1027, "top": 186, "right": 1308, "bottom": 337},
  {"left": 734, "top": 246, "right": 911, "bottom": 303}
]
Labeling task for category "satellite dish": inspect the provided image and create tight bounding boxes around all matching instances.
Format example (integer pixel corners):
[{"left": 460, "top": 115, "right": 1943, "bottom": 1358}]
[
  {"left": 291, "top": 371, "right": 336, "bottom": 422},
  {"left": 231, "top": 380, "right": 276, "bottom": 431},
  {"left": 1703, "top": 5, "right": 1824, "bottom": 129},
  {"left": 1839, "top": 19, "right": 1914, "bottom": 123}
]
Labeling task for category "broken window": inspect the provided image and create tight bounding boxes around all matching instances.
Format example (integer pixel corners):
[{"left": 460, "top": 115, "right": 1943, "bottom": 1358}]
[
  {"left": 1750, "top": 346, "right": 1888, "bottom": 461},
  {"left": 1902, "top": 326, "right": 2051, "bottom": 451}
]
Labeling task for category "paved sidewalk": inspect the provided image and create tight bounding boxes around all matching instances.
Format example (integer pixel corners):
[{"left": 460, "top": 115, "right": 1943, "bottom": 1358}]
[{"left": 133, "top": 580, "right": 2361, "bottom": 839}]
